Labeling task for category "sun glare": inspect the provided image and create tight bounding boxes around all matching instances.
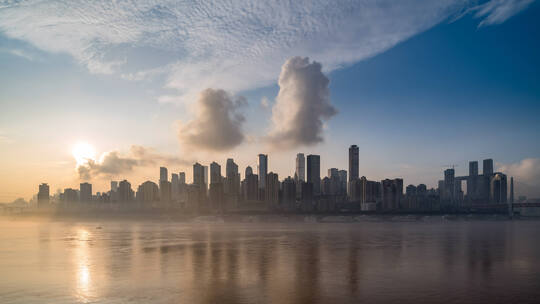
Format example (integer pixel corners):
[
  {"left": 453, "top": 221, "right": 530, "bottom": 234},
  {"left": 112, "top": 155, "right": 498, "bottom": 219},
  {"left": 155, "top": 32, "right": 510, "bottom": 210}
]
[{"left": 72, "top": 142, "right": 96, "bottom": 165}]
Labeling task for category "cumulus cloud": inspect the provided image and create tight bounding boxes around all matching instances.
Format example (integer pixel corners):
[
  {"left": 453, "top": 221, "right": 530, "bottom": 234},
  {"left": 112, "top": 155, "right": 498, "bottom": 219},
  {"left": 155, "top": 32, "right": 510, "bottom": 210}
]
[
  {"left": 0, "top": 1, "right": 532, "bottom": 102},
  {"left": 266, "top": 57, "right": 336, "bottom": 148},
  {"left": 77, "top": 145, "right": 191, "bottom": 180},
  {"left": 474, "top": 0, "right": 536, "bottom": 26},
  {"left": 177, "top": 89, "right": 247, "bottom": 151},
  {"left": 497, "top": 158, "right": 540, "bottom": 198}
]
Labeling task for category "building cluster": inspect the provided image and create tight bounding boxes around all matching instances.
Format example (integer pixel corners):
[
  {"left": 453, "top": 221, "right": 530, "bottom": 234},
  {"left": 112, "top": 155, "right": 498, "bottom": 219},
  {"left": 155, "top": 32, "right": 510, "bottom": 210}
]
[{"left": 36, "top": 146, "right": 514, "bottom": 213}]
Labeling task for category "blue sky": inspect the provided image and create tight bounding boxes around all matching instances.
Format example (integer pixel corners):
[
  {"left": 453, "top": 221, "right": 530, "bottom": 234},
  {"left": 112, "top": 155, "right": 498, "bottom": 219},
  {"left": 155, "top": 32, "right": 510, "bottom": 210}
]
[{"left": 0, "top": 0, "right": 539, "bottom": 201}]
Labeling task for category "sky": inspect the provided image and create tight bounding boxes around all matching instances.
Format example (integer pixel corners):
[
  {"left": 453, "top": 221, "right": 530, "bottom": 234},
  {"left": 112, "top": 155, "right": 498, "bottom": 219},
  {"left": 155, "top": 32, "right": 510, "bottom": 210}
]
[{"left": 0, "top": 0, "right": 539, "bottom": 202}]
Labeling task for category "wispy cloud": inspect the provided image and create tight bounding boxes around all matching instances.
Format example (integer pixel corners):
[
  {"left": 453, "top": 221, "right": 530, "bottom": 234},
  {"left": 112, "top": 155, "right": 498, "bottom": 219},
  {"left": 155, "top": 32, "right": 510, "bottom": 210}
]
[
  {"left": 0, "top": 0, "right": 533, "bottom": 102},
  {"left": 474, "top": 0, "right": 536, "bottom": 26},
  {"left": 0, "top": 47, "right": 35, "bottom": 61}
]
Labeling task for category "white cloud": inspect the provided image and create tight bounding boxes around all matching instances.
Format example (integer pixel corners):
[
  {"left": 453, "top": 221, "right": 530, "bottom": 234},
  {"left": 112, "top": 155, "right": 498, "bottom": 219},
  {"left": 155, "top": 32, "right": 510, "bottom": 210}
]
[
  {"left": 177, "top": 88, "right": 247, "bottom": 151},
  {"left": 0, "top": 47, "right": 35, "bottom": 61},
  {"left": 474, "top": 0, "right": 535, "bottom": 26},
  {"left": 0, "top": 0, "right": 534, "bottom": 101},
  {"left": 266, "top": 57, "right": 336, "bottom": 149},
  {"left": 497, "top": 158, "right": 540, "bottom": 198}
]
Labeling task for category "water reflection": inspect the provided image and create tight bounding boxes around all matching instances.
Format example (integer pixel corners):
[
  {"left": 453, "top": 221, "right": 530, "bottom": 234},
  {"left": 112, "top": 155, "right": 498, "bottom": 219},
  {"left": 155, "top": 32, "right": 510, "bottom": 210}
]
[{"left": 2, "top": 220, "right": 540, "bottom": 304}]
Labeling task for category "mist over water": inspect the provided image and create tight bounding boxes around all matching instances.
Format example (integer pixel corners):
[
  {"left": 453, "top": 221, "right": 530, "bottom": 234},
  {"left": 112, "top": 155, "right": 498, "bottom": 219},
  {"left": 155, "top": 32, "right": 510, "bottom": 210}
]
[{"left": 1, "top": 218, "right": 540, "bottom": 304}]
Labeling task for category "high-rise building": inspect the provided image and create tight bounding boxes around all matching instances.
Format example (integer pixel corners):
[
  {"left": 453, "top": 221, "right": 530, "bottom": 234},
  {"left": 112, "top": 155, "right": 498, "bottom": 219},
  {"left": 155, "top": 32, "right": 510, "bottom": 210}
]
[
  {"left": 136, "top": 181, "right": 159, "bottom": 202},
  {"left": 38, "top": 183, "right": 50, "bottom": 206},
  {"left": 443, "top": 168, "right": 455, "bottom": 202},
  {"left": 245, "top": 166, "right": 253, "bottom": 177},
  {"left": 62, "top": 188, "right": 78, "bottom": 202},
  {"left": 349, "top": 145, "right": 359, "bottom": 181},
  {"left": 193, "top": 163, "right": 205, "bottom": 187},
  {"left": 490, "top": 173, "right": 507, "bottom": 203},
  {"left": 282, "top": 177, "right": 296, "bottom": 208},
  {"left": 381, "top": 178, "right": 403, "bottom": 210},
  {"left": 265, "top": 172, "right": 279, "bottom": 207},
  {"left": 80, "top": 182, "right": 92, "bottom": 202},
  {"left": 160, "top": 167, "right": 168, "bottom": 182},
  {"left": 179, "top": 172, "right": 186, "bottom": 184},
  {"left": 469, "top": 161, "right": 478, "bottom": 176},
  {"left": 171, "top": 173, "right": 179, "bottom": 200},
  {"left": 226, "top": 159, "right": 240, "bottom": 197},
  {"left": 258, "top": 154, "right": 268, "bottom": 189},
  {"left": 510, "top": 177, "right": 514, "bottom": 203},
  {"left": 110, "top": 181, "right": 119, "bottom": 202},
  {"left": 295, "top": 153, "right": 305, "bottom": 182},
  {"left": 307, "top": 154, "right": 321, "bottom": 195},
  {"left": 210, "top": 162, "right": 222, "bottom": 185},
  {"left": 244, "top": 174, "right": 259, "bottom": 201},
  {"left": 118, "top": 180, "right": 133, "bottom": 202},
  {"left": 483, "top": 159, "right": 494, "bottom": 176}
]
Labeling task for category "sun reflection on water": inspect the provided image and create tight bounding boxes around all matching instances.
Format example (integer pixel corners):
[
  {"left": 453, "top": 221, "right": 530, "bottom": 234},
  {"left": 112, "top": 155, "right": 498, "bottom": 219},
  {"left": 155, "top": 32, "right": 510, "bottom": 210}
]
[{"left": 74, "top": 229, "right": 94, "bottom": 302}]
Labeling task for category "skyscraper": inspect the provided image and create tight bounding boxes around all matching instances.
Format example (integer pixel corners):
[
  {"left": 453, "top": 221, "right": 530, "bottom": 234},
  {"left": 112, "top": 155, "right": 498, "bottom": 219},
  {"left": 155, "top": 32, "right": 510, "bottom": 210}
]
[
  {"left": 171, "top": 173, "right": 179, "bottom": 200},
  {"left": 258, "top": 154, "right": 268, "bottom": 189},
  {"left": 80, "top": 182, "right": 92, "bottom": 202},
  {"left": 210, "top": 162, "right": 222, "bottom": 185},
  {"left": 483, "top": 159, "right": 494, "bottom": 176},
  {"left": 118, "top": 180, "right": 132, "bottom": 202},
  {"left": 226, "top": 158, "right": 240, "bottom": 197},
  {"left": 295, "top": 153, "right": 305, "bottom": 182},
  {"left": 193, "top": 163, "right": 205, "bottom": 187},
  {"left": 307, "top": 154, "right": 321, "bottom": 195},
  {"left": 245, "top": 166, "right": 253, "bottom": 177},
  {"left": 160, "top": 167, "right": 168, "bottom": 182},
  {"left": 38, "top": 183, "right": 50, "bottom": 206},
  {"left": 349, "top": 145, "right": 359, "bottom": 181},
  {"left": 510, "top": 177, "right": 514, "bottom": 203},
  {"left": 179, "top": 172, "right": 186, "bottom": 184},
  {"left": 265, "top": 172, "right": 280, "bottom": 207}
]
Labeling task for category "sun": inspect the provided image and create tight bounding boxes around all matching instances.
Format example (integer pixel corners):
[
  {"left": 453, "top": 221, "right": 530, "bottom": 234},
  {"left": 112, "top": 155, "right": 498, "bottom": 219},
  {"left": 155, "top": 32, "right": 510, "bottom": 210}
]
[{"left": 72, "top": 142, "right": 96, "bottom": 165}]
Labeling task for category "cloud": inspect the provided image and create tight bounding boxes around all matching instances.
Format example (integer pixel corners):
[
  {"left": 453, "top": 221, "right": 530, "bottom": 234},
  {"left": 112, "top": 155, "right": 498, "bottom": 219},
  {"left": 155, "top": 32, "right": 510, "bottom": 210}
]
[
  {"left": 177, "top": 89, "right": 247, "bottom": 151},
  {"left": 266, "top": 57, "right": 336, "bottom": 148},
  {"left": 497, "top": 158, "right": 540, "bottom": 198},
  {"left": 0, "top": 47, "right": 35, "bottom": 61},
  {"left": 0, "top": 1, "right": 532, "bottom": 102},
  {"left": 77, "top": 145, "right": 191, "bottom": 180},
  {"left": 474, "top": 0, "right": 536, "bottom": 26}
]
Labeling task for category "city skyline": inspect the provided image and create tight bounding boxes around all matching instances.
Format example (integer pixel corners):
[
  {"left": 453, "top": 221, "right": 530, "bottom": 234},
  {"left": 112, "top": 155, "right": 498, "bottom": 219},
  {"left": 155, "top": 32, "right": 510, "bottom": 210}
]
[
  {"left": 1, "top": 1, "right": 540, "bottom": 202},
  {"left": 31, "top": 144, "right": 519, "bottom": 213}
]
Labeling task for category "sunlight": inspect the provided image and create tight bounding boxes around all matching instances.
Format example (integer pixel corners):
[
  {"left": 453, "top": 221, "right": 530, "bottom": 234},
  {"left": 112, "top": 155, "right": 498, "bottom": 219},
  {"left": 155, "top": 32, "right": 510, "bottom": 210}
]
[{"left": 72, "top": 142, "right": 96, "bottom": 165}]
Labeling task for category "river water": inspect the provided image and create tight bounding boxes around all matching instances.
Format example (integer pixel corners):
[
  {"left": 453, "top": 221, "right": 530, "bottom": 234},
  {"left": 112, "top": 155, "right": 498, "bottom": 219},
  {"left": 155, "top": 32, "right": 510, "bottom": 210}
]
[{"left": 1, "top": 217, "right": 539, "bottom": 303}]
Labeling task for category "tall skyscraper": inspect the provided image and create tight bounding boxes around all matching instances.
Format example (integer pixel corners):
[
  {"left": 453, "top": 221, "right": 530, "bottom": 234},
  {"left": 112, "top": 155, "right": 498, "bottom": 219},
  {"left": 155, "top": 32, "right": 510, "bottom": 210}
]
[
  {"left": 160, "top": 167, "right": 168, "bottom": 182},
  {"left": 226, "top": 158, "right": 240, "bottom": 197},
  {"left": 110, "top": 181, "right": 119, "bottom": 202},
  {"left": 118, "top": 180, "right": 132, "bottom": 202},
  {"left": 443, "top": 168, "right": 455, "bottom": 202},
  {"left": 171, "top": 173, "right": 179, "bottom": 200},
  {"left": 295, "top": 153, "right": 305, "bottom": 182},
  {"left": 38, "top": 183, "right": 50, "bottom": 206},
  {"left": 265, "top": 172, "right": 280, "bottom": 206},
  {"left": 307, "top": 154, "right": 321, "bottom": 195},
  {"left": 483, "top": 159, "right": 494, "bottom": 176},
  {"left": 80, "top": 182, "right": 92, "bottom": 202},
  {"left": 179, "top": 172, "right": 186, "bottom": 184},
  {"left": 245, "top": 166, "right": 253, "bottom": 177},
  {"left": 210, "top": 162, "right": 222, "bottom": 185},
  {"left": 193, "top": 163, "right": 205, "bottom": 187},
  {"left": 137, "top": 181, "right": 159, "bottom": 202},
  {"left": 510, "top": 177, "right": 514, "bottom": 203},
  {"left": 469, "top": 161, "right": 478, "bottom": 176},
  {"left": 258, "top": 154, "right": 268, "bottom": 189},
  {"left": 349, "top": 145, "right": 359, "bottom": 181}
]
